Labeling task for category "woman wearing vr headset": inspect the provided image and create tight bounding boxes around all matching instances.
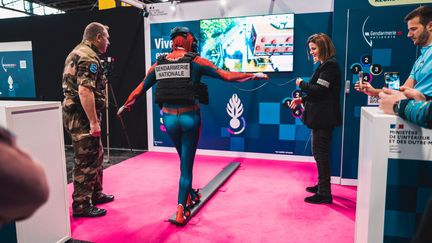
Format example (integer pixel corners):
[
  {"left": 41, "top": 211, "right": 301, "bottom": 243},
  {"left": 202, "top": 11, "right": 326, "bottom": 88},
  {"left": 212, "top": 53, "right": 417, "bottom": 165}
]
[{"left": 118, "top": 26, "right": 267, "bottom": 225}]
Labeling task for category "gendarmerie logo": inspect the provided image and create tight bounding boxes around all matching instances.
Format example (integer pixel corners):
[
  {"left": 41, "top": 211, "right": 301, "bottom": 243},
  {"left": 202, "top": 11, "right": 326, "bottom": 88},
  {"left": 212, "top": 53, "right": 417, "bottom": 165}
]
[
  {"left": 226, "top": 94, "right": 246, "bottom": 135},
  {"left": 362, "top": 16, "right": 403, "bottom": 47},
  {"left": 1, "top": 56, "right": 17, "bottom": 72}
]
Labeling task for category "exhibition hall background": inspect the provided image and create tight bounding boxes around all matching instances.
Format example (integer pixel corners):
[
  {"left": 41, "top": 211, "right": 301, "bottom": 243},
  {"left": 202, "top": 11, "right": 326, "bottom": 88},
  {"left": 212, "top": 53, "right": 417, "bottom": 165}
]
[
  {"left": 0, "top": 7, "right": 148, "bottom": 149},
  {"left": 0, "top": 0, "right": 428, "bottom": 182}
]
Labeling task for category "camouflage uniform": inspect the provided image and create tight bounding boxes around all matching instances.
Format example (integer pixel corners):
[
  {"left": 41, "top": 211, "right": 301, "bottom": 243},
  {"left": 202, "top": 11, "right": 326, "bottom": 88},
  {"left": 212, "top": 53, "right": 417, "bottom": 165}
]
[{"left": 62, "top": 40, "right": 107, "bottom": 213}]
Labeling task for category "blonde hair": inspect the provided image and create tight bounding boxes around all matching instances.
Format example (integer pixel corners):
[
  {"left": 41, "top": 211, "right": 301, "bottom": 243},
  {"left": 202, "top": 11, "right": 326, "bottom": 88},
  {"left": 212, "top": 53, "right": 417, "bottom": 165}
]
[
  {"left": 83, "top": 22, "right": 109, "bottom": 41},
  {"left": 307, "top": 33, "right": 336, "bottom": 62}
]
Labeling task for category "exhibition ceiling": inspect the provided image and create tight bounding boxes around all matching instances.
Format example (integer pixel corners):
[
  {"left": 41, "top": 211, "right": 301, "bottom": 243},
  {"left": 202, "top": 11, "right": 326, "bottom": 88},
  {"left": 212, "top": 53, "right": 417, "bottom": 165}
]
[{"left": 27, "top": 0, "right": 202, "bottom": 13}]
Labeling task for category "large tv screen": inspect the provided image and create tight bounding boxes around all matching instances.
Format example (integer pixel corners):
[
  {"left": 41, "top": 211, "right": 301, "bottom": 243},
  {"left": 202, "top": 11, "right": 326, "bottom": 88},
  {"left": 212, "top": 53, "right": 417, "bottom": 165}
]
[
  {"left": 0, "top": 41, "right": 37, "bottom": 99},
  {"left": 200, "top": 13, "right": 294, "bottom": 72}
]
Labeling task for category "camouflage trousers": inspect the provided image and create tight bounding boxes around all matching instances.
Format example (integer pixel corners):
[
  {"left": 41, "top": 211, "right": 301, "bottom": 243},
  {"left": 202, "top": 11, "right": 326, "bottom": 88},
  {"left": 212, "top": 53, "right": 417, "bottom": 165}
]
[
  {"left": 71, "top": 134, "right": 104, "bottom": 212},
  {"left": 63, "top": 109, "right": 104, "bottom": 212}
]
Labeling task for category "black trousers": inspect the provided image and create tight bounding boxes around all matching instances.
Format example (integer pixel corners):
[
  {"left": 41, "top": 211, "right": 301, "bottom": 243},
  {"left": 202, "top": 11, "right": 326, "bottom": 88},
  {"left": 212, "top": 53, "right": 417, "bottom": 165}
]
[{"left": 311, "top": 128, "right": 333, "bottom": 196}]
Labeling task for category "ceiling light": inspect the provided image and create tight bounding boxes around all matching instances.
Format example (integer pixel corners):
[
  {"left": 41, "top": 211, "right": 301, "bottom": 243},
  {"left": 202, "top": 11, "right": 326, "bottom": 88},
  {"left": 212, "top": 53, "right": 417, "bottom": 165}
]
[
  {"left": 119, "top": 0, "right": 144, "bottom": 10},
  {"left": 170, "top": 1, "right": 177, "bottom": 11}
]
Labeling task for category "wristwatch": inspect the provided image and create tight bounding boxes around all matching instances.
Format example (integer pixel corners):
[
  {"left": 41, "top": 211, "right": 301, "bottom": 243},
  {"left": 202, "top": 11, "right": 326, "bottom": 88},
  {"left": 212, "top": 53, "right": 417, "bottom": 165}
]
[{"left": 392, "top": 100, "right": 400, "bottom": 115}]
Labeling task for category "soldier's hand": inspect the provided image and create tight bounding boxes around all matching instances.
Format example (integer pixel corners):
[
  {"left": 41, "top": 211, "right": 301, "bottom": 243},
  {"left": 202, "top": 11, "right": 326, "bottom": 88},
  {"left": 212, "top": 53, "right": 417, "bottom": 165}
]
[{"left": 90, "top": 122, "right": 101, "bottom": 137}]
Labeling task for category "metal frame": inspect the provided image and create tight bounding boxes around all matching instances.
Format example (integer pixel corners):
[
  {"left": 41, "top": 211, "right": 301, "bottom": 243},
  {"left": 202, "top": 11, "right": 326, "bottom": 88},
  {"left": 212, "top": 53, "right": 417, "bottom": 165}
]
[{"left": 0, "top": 0, "right": 64, "bottom": 15}]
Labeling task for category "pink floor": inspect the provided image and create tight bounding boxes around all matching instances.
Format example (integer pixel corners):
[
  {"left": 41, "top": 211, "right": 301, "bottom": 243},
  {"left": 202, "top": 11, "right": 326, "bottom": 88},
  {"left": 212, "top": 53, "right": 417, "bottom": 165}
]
[{"left": 68, "top": 152, "right": 357, "bottom": 243}]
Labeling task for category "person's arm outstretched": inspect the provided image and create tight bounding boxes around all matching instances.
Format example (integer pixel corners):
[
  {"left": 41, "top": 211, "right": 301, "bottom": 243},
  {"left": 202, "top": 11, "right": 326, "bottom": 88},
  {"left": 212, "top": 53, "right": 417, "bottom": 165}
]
[
  {"left": 194, "top": 56, "right": 268, "bottom": 81},
  {"left": 355, "top": 77, "right": 416, "bottom": 97},
  {"left": 118, "top": 63, "right": 158, "bottom": 115}
]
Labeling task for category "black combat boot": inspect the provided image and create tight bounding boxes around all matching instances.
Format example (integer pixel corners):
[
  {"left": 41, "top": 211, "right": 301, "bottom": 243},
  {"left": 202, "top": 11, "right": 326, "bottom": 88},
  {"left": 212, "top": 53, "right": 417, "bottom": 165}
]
[
  {"left": 73, "top": 206, "right": 107, "bottom": 217},
  {"left": 93, "top": 193, "right": 115, "bottom": 205}
]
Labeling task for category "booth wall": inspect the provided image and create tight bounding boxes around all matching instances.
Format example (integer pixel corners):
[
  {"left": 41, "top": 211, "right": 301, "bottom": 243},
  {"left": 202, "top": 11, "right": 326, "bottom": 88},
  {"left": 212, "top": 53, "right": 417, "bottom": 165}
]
[
  {"left": 333, "top": 0, "right": 432, "bottom": 180},
  {"left": 0, "top": 8, "right": 148, "bottom": 149},
  {"left": 144, "top": 0, "right": 337, "bottom": 166},
  {"left": 147, "top": 14, "right": 332, "bottom": 155}
]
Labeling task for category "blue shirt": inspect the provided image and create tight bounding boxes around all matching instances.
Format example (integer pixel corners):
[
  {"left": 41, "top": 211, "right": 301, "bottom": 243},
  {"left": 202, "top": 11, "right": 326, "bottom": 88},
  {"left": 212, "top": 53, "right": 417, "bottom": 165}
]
[
  {"left": 399, "top": 99, "right": 432, "bottom": 128},
  {"left": 409, "top": 43, "right": 432, "bottom": 96}
]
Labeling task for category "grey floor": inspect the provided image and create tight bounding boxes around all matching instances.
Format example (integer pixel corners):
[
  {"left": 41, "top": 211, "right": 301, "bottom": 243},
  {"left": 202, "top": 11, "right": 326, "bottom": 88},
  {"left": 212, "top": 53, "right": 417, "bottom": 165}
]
[{"left": 65, "top": 146, "right": 143, "bottom": 183}]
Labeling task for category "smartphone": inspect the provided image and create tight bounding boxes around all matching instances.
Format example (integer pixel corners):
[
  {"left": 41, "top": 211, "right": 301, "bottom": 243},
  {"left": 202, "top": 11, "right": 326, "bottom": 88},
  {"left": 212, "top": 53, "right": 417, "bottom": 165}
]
[{"left": 384, "top": 72, "right": 400, "bottom": 90}]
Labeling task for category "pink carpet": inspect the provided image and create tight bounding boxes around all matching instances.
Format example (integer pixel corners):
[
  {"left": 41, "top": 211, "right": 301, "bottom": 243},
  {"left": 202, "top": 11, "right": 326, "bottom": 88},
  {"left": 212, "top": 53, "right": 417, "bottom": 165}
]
[{"left": 69, "top": 152, "right": 356, "bottom": 243}]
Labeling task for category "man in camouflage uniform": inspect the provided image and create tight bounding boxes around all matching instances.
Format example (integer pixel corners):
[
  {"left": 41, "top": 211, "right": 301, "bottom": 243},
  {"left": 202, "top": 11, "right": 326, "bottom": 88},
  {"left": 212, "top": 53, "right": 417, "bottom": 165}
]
[{"left": 62, "top": 22, "right": 114, "bottom": 218}]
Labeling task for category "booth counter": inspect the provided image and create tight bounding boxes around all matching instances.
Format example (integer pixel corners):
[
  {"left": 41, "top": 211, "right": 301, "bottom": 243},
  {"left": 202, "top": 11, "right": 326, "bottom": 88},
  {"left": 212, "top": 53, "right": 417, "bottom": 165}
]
[
  {"left": 356, "top": 107, "right": 432, "bottom": 243},
  {"left": 0, "top": 101, "right": 70, "bottom": 243}
]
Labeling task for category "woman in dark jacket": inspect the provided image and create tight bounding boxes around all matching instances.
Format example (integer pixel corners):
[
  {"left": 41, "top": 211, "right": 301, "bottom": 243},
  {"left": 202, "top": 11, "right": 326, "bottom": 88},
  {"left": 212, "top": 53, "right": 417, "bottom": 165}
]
[{"left": 290, "top": 33, "right": 342, "bottom": 204}]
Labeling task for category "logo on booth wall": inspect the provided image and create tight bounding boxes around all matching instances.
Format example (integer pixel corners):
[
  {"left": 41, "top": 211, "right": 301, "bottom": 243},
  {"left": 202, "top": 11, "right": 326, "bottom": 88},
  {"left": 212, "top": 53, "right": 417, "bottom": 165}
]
[
  {"left": 226, "top": 94, "right": 246, "bottom": 135},
  {"left": 1, "top": 57, "right": 17, "bottom": 72},
  {"left": 147, "top": 5, "right": 169, "bottom": 17},
  {"left": 390, "top": 123, "right": 404, "bottom": 129},
  {"left": 362, "top": 16, "right": 403, "bottom": 47}
]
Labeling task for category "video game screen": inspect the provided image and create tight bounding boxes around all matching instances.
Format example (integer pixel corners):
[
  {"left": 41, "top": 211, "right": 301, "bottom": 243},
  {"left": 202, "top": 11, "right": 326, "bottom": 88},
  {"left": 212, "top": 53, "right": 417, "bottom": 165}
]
[{"left": 200, "top": 13, "right": 294, "bottom": 72}]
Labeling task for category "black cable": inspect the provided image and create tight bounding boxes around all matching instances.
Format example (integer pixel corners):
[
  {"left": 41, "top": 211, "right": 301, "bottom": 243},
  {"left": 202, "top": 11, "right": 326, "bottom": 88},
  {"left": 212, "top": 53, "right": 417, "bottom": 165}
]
[{"left": 229, "top": 78, "right": 297, "bottom": 92}]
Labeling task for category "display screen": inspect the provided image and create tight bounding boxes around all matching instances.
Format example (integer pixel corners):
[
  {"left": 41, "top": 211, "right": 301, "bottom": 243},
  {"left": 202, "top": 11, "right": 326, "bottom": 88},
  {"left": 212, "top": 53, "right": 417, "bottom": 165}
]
[
  {"left": 200, "top": 13, "right": 294, "bottom": 72},
  {"left": 0, "top": 41, "right": 37, "bottom": 99}
]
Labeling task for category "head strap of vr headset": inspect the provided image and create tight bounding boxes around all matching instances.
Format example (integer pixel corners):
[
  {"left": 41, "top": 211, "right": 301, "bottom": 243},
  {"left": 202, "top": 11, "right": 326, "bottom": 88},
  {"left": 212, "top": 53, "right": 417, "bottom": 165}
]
[{"left": 170, "top": 26, "right": 198, "bottom": 52}]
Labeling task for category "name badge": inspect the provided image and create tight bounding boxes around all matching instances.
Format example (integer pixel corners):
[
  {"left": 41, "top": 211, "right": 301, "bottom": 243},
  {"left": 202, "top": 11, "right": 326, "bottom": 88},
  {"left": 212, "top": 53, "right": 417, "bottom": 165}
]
[{"left": 155, "top": 63, "right": 191, "bottom": 80}]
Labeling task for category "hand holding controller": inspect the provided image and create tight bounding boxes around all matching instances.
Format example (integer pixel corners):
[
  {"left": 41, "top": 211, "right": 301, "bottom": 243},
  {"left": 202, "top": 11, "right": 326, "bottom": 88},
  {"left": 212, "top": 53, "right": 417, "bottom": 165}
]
[
  {"left": 295, "top": 77, "right": 303, "bottom": 87},
  {"left": 358, "top": 71, "right": 364, "bottom": 91}
]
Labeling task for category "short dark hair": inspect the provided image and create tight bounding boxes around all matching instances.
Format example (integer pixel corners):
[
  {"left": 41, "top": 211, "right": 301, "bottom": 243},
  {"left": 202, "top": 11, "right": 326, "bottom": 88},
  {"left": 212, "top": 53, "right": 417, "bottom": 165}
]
[
  {"left": 404, "top": 6, "right": 432, "bottom": 26},
  {"left": 307, "top": 33, "right": 336, "bottom": 62},
  {"left": 83, "top": 22, "right": 109, "bottom": 41}
]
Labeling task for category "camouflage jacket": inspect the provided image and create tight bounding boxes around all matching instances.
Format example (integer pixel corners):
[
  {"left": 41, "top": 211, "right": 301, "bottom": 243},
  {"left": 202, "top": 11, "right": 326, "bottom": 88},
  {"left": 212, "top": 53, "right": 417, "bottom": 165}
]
[
  {"left": 62, "top": 40, "right": 106, "bottom": 138},
  {"left": 62, "top": 40, "right": 106, "bottom": 113}
]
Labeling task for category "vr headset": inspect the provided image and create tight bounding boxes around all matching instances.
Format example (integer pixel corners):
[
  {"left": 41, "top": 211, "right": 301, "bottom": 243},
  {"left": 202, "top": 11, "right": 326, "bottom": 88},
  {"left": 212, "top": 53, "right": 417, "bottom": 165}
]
[{"left": 170, "top": 26, "right": 198, "bottom": 52}]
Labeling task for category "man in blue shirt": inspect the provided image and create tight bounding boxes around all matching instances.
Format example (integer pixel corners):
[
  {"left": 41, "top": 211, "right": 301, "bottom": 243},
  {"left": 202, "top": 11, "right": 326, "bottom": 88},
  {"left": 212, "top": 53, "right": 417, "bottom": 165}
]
[
  {"left": 379, "top": 83, "right": 432, "bottom": 243},
  {"left": 355, "top": 6, "right": 432, "bottom": 96},
  {"left": 370, "top": 8, "right": 432, "bottom": 243}
]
